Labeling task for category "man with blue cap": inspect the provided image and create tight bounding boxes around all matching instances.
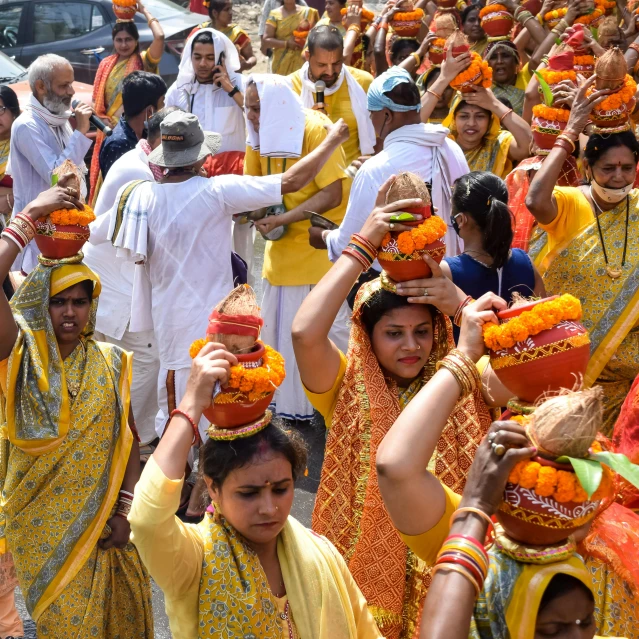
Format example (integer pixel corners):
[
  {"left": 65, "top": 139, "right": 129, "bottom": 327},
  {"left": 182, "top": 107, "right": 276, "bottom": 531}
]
[{"left": 310, "top": 67, "right": 468, "bottom": 262}]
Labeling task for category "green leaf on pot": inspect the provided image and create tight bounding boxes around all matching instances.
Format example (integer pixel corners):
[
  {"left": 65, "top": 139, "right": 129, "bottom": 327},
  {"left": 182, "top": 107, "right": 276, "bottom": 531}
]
[
  {"left": 591, "top": 26, "right": 598, "bottom": 42},
  {"left": 557, "top": 457, "right": 603, "bottom": 499},
  {"left": 534, "top": 70, "right": 554, "bottom": 107},
  {"left": 590, "top": 451, "right": 639, "bottom": 490},
  {"left": 389, "top": 212, "right": 416, "bottom": 222},
  {"left": 51, "top": 174, "right": 59, "bottom": 186}
]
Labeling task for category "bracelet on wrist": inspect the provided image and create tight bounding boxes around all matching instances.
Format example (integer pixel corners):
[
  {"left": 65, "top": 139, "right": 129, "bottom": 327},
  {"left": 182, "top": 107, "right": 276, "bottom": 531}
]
[
  {"left": 453, "top": 295, "right": 473, "bottom": 327},
  {"left": 499, "top": 108, "right": 513, "bottom": 124},
  {"left": 170, "top": 408, "right": 201, "bottom": 446},
  {"left": 435, "top": 348, "right": 481, "bottom": 397}
]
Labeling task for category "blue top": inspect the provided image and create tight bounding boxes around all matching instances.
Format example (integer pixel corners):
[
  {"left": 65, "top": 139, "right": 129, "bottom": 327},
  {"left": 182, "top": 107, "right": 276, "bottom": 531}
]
[
  {"left": 446, "top": 248, "right": 536, "bottom": 341},
  {"left": 99, "top": 115, "right": 138, "bottom": 178}
]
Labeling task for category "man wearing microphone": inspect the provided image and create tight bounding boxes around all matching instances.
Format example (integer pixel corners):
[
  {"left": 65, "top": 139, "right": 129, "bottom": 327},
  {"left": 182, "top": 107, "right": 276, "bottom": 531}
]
[{"left": 8, "top": 53, "right": 93, "bottom": 273}]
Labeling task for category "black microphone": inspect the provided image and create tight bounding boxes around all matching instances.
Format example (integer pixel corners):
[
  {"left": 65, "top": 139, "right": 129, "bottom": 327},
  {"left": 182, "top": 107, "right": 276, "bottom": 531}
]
[
  {"left": 314, "top": 80, "right": 326, "bottom": 106},
  {"left": 71, "top": 100, "right": 113, "bottom": 136}
]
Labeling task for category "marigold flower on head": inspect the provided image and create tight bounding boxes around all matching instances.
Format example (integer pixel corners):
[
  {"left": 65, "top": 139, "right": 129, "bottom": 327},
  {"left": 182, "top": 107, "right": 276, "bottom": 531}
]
[
  {"left": 479, "top": 3, "right": 510, "bottom": 18},
  {"left": 519, "top": 461, "right": 541, "bottom": 489},
  {"left": 572, "top": 481, "right": 588, "bottom": 503},
  {"left": 574, "top": 7, "right": 603, "bottom": 24},
  {"left": 387, "top": 216, "right": 447, "bottom": 256},
  {"left": 537, "top": 69, "right": 577, "bottom": 85},
  {"left": 451, "top": 51, "right": 493, "bottom": 91},
  {"left": 532, "top": 104, "right": 571, "bottom": 122}
]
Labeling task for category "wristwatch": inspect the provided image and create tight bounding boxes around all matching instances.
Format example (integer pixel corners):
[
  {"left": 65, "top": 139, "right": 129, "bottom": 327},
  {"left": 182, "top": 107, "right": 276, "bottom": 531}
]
[{"left": 228, "top": 85, "right": 240, "bottom": 98}]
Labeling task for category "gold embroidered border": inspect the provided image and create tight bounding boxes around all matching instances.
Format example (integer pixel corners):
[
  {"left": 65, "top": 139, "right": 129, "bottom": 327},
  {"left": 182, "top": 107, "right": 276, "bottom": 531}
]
[
  {"left": 491, "top": 332, "right": 590, "bottom": 370},
  {"left": 378, "top": 245, "right": 446, "bottom": 263},
  {"left": 51, "top": 231, "right": 90, "bottom": 241},
  {"left": 499, "top": 500, "right": 595, "bottom": 530}
]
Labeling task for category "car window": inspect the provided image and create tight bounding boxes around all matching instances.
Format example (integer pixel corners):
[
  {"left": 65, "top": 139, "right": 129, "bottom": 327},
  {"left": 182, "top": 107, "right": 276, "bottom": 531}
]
[
  {"left": 0, "top": 4, "right": 24, "bottom": 49},
  {"left": 34, "top": 2, "right": 103, "bottom": 44}
]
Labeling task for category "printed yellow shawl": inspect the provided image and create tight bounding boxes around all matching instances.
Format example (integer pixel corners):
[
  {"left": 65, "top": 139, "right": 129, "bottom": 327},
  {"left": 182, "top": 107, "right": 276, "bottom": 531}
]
[
  {"left": 530, "top": 188, "right": 639, "bottom": 434},
  {"left": 311, "top": 279, "right": 493, "bottom": 639},
  {"left": 0, "top": 263, "right": 134, "bottom": 621},
  {"left": 198, "top": 511, "right": 370, "bottom": 638}
]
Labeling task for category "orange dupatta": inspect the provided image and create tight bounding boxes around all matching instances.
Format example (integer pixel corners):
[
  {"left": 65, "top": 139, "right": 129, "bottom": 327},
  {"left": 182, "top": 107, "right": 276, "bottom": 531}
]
[{"left": 311, "top": 279, "right": 493, "bottom": 639}]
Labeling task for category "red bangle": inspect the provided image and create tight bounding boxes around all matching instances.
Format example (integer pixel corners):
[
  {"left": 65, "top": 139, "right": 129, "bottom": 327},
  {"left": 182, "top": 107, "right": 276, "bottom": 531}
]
[
  {"left": 445, "top": 534, "right": 490, "bottom": 561},
  {"left": 436, "top": 551, "right": 486, "bottom": 586},
  {"left": 454, "top": 295, "right": 473, "bottom": 327},
  {"left": 170, "top": 408, "right": 200, "bottom": 446},
  {"left": 114, "top": 512, "right": 129, "bottom": 520},
  {"left": 15, "top": 213, "right": 36, "bottom": 234}
]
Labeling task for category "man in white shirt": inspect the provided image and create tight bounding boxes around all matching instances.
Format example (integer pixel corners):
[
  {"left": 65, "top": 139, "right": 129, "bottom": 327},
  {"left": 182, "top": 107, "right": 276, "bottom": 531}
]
[
  {"left": 84, "top": 106, "right": 177, "bottom": 448},
  {"left": 165, "top": 28, "right": 255, "bottom": 280},
  {"left": 310, "top": 67, "right": 469, "bottom": 265},
  {"left": 107, "top": 110, "right": 348, "bottom": 444},
  {"left": 9, "top": 53, "right": 93, "bottom": 273}
]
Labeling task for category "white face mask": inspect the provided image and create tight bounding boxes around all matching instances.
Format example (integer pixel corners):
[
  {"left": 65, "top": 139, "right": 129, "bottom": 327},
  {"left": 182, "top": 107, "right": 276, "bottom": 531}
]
[{"left": 590, "top": 177, "right": 634, "bottom": 204}]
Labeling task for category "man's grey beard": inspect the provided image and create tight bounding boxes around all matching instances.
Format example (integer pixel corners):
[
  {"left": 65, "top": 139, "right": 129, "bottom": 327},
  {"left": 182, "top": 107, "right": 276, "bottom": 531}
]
[{"left": 42, "top": 91, "right": 72, "bottom": 116}]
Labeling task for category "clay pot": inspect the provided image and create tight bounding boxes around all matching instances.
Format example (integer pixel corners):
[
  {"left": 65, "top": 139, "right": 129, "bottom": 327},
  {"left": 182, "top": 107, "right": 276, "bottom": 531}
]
[
  {"left": 591, "top": 98, "right": 635, "bottom": 128},
  {"left": 203, "top": 342, "right": 274, "bottom": 428},
  {"left": 392, "top": 18, "right": 422, "bottom": 37},
  {"left": 429, "top": 44, "right": 445, "bottom": 65},
  {"left": 35, "top": 222, "right": 90, "bottom": 259},
  {"left": 522, "top": 0, "right": 542, "bottom": 15},
  {"left": 437, "top": 0, "right": 457, "bottom": 8},
  {"left": 531, "top": 115, "right": 567, "bottom": 151},
  {"left": 497, "top": 456, "right": 600, "bottom": 545},
  {"left": 489, "top": 297, "right": 591, "bottom": 403},
  {"left": 481, "top": 11, "right": 514, "bottom": 38},
  {"left": 574, "top": 61, "right": 595, "bottom": 78},
  {"left": 113, "top": 3, "right": 137, "bottom": 20}
]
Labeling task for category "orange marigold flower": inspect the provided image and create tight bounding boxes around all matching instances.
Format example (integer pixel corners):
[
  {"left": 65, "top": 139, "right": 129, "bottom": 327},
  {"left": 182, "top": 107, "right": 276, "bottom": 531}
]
[
  {"left": 381, "top": 232, "right": 392, "bottom": 248},
  {"left": 479, "top": 3, "right": 509, "bottom": 18},
  {"left": 555, "top": 470, "right": 576, "bottom": 503},
  {"left": 590, "top": 440, "right": 603, "bottom": 453},
  {"left": 588, "top": 75, "right": 637, "bottom": 114},
  {"left": 535, "top": 466, "right": 558, "bottom": 497},
  {"left": 508, "top": 460, "right": 527, "bottom": 484},
  {"left": 537, "top": 69, "right": 576, "bottom": 86},
  {"left": 189, "top": 338, "right": 208, "bottom": 359},
  {"left": 592, "top": 466, "right": 613, "bottom": 501},
  {"left": 48, "top": 206, "right": 96, "bottom": 227},
  {"left": 519, "top": 461, "right": 541, "bottom": 489},
  {"left": 532, "top": 104, "right": 571, "bottom": 122},
  {"left": 451, "top": 51, "right": 493, "bottom": 91},
  {"left": 572, "top": 481, "right": 588, "bottom": 503},
  {"left": 575, "top": 7, "right": 603, "bottom": 24},
  {"left": 397, "top": 232, "right": 416, "bottom": 255},
  {"left": 543, "top": 7, "right": 567, "bottom": 20}
]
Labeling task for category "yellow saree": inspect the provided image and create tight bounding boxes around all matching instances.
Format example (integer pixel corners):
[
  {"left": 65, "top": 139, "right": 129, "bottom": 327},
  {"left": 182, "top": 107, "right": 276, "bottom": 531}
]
[
  {"left": 0, "top": 263, "right": 153, "bottom": 636},
  {"left": 267, "top": 6, "right": 319, "bottom": 75},
  {"left": 530, "top": 187, "right": 639, "bottom": 434}
]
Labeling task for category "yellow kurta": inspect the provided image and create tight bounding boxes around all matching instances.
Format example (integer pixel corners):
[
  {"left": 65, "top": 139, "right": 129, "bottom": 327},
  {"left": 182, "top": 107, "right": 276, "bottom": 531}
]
[
  {"left": 288, "top": 66, "right": 373, "bottom": 165},
  {"left": 244, "top": 108, "right": 349, "bottom": 287},
  {"left": 530, "top": 187, "right": 639, "bottom": 433}
]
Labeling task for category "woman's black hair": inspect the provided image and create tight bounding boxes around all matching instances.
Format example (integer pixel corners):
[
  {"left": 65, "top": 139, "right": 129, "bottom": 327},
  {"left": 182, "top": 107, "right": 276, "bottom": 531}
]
[
  {"left": 193, "top": 30, "right": 215, "bottom": 48},
  {"left": 390, "top": 38, "right": 419, "bottom": 64},
  {"left": 454, "top": 99, "right": 491, "bottom": 120},
  {"left": 360, "top": 288, "right": 433, "bottom": 335},
  {"left": 461, "top": 4, "right": 479, "bottom": 24},
  {"left": 584, "top": 131, "right": 639, "bottom": 167},
  {"left": 0, "top": 85, "right": 20, "bottom": 119},
  {"left": 452, "top": 171, "right": 513, "bottom": 270},
  {"left": 200, "top": 422, "right": 308, "bottom": 488},
  {"left": 208, "top": 0, "right": 229, "bottom": 18},
  {"left": 112, "top": 20, "right": 139, "bottom": 43},
  {"left": 539, "top": 574, "right": 594, "bottom": 613}
]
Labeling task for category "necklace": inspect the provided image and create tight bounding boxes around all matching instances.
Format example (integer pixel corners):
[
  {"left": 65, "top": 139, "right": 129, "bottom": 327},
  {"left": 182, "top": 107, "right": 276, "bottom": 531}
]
[{"left": 590, "top": 187, "right": 629, "bottom": 280}]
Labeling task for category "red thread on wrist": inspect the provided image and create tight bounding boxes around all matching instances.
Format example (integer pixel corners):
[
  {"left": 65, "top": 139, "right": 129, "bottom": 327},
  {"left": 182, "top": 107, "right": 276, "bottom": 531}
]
[{"left": 170, "top": 409, "right": 200, "bottom": 446}]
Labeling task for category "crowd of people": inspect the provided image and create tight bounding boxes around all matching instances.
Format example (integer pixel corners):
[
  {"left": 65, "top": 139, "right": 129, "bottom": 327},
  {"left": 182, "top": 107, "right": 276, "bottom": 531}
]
[{"left": 0, "top": 0, "right": 639, "bottom": 637}]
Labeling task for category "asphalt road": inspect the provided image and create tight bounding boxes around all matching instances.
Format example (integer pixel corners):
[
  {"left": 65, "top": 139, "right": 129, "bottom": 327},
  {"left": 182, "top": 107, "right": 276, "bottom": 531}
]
[{"left": 15, "top": 233, "right": 328, "bottom": 638}]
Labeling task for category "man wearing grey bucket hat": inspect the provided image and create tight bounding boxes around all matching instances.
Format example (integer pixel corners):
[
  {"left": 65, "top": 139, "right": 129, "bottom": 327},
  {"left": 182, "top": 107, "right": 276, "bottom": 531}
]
[{"left": 105, "top": 108, "right": 348, "bottom": 452}]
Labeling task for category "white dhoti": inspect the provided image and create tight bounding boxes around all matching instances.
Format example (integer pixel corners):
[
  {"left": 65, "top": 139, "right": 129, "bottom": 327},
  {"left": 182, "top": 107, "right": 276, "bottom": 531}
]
[
  {"left": 95, "top": 328, "right": 160, "bottom": 445},
  {"left": 261, "top": 281, "right": 351, "bottom": 421}
]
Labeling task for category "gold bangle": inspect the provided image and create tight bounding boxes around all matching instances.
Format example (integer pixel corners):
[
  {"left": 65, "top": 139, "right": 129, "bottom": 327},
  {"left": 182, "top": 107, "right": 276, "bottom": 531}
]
[
  {"left": 431, "top": 563, "right": 481, "bottom": 596},
  {"left": 9, "top": 217, "right": 33, "bottom": 243},
  {"left": 410, "top": 51, "right": 421, "bottom": 66},
  {"left": 499, "top": 108, "right": 513, "bottom": 124},
  {"left": 450, "top": 506, "right": 495, "bottom": 536},
  {"left": 427, "top": 88, "right": 442, "bottom": 100},
  {"left": 436, "top": 349, "right": 481, "bottom": 397},
  {"left": 348, "top": 24, "right": 361, "bottom": 34},
  {"left": 556, "top": 134, "right": 576, "bottom": 153}
]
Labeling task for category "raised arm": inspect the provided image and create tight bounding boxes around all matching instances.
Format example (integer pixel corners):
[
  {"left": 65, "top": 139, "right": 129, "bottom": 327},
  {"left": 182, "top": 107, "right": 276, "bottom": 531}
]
[
  {"left": 292, "top": 176, "right": 421, "bottom": 395},
  {"left": 526, "top": 75, "right": 608, "bottom": 225},
  {"left": 419, "top": 423, "right": 536, "bottom": 639},
  {"left": 280, "top": 119, "right": 349, "bottom": 194},
  {"left": 0, "top": 179, "right": 83, "bottom": 360},
  {"left": 376, "top": 292, "right": 508, "bottom": 536},
  {"left": 137, "top": 0, "right": 165, "bottom": 63}
]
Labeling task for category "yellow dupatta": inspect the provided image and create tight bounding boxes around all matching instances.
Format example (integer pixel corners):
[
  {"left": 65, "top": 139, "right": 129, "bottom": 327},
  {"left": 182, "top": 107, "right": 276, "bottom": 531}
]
[
  {"left": 198, "top": 512, "right": 375, "bottom": 638},
  {"left": 0, "top": 138, "right": 10, "bottom": 182},
  {"left": 267, "top": 6, "right": 319, "bottom": 75},
  {"left": 0, "top": 263, "right": 134, "bottom": 621},
  {"left": 442, "top": 95, "right": 514, "bottom": 178}
]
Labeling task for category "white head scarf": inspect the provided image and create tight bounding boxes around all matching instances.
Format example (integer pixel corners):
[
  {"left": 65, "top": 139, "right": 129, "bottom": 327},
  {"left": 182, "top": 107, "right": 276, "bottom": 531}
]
[
  {"left": 245, "top": 74, "right": 306, "bottom": 158},
  {"left": 176, "top": 28, "right": 242, "bottom": 93}
]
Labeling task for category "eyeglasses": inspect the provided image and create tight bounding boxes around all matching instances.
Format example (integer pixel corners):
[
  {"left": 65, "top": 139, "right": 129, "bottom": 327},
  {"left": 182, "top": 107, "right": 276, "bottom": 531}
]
[{"left": 0, "top": 106, "right": 8, "bottom": 116}]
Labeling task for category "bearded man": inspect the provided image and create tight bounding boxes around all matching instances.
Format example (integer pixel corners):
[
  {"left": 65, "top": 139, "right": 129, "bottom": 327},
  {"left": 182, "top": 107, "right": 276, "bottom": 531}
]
[{"left": 9, "top": 53, "right": 93, "bottom": 273}]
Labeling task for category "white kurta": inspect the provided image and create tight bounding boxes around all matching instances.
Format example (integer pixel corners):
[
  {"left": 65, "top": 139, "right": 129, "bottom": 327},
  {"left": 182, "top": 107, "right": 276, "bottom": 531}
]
[
  {"left": 325, "top": 123, "right": 469, "bottom": 263},
  {"left": 9, "top": 111, "right": 92, "bottom": 273}
]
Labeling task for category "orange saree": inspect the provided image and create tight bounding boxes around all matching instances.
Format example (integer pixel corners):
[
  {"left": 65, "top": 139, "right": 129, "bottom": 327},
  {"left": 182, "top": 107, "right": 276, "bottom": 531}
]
[{"left": 311, "top": 279, "right": 493, "bottom": 639}]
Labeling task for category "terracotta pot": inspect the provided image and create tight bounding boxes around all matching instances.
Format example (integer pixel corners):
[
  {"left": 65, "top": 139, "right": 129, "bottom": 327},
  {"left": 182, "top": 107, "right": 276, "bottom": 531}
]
[
  {"left": 379, "top": 238, "right": 445, "bottom": 281},
  {"left": 522, "top": 0, "right": 542, "bottom": 15},
  {"left": 489, "top": 297, "right": 591, "bottom": 403},
  {"left": 429, "top": 46, "right": 445, "bottom": 65},
  {"left": 531, "top": 115, "right": 567, "bottom": 151},
  {"left": 113, "top": 3, "right": 137, "bottom": 19},
  {"left": 481, "top": 12, "right": 514, "bottom": 38},
  {"left": 574, "top": 62, "right": 595, "bottom": 78},
  {"left": 203, "top": 342, "right": 274, "bottom": 428},
  {"left": 437, "top": 0, "right": 457, "bottom": 8},
  {"left": 392, "top": 19, "right": 422, "bottom": 37},
  {"left": 591, "top": 98, "right": 635, "bottom": 128},
  {"left": 497, "top": 456, "right": 600, "bottom": 545},
  {"left": 35, "top": 222, "right": 90, "bottom": 259}
]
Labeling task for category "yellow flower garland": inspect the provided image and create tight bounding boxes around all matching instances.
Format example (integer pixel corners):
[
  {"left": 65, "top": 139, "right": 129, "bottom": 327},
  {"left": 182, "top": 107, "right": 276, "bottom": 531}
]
[{"left": 483, "top": 294, "right": 583, "bottom": 351}]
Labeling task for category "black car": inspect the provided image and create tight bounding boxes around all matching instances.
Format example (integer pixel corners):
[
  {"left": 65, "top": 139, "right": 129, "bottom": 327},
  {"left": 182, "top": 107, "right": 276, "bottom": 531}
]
[{"left": 0, "top": 0, "right": 201, "bottom": 85}]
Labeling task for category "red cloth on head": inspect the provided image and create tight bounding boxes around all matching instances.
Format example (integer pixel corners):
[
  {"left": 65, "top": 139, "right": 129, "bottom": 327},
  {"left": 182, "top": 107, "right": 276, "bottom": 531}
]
[
  {"left": 203, "top": 151, "right": 245, "bottom": 178},
  {"left": 207, "top": 311, "right": 263, "bottom": 338}
]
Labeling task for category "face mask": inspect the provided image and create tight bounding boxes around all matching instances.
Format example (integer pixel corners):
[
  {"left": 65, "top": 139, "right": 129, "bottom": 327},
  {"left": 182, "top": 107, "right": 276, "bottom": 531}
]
[{"left": 590, "top": 177, "right": 633, "bottom": 204}]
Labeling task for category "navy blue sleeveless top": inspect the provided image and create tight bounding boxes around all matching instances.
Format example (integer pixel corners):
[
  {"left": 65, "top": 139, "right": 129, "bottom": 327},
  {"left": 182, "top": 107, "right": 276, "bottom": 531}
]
[{"left": 446, "top": 248, "right": 536, "bottom": 341}]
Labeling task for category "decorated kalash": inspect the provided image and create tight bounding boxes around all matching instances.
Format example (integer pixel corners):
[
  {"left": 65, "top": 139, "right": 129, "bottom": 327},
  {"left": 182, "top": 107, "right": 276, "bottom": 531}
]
[
  {"left": 445, "top": 30, "right": 493, "bottom": 93},
  {"left": 34, "top": 161, "right": 96, "bottom": 263},
  {"left": 111, "top": 0, "right": 137, "bottom": 20},
  {"left": 371, "top": 172, "right": 447, "bottom": 290},
  {"left": 428, "top": 14, "right": 457, "bottom": 66},
  {"left": 189, "top": 284, "right": 285, "bottom": 439},
  {"left": 480, "top": 294, "right": 639, "bottom": 546},
  {"left": 478, "top": 3, "right": 514, "bottom": 42},
  {"left": 342, "top": 0, "right": 375, "bottom": 70}
]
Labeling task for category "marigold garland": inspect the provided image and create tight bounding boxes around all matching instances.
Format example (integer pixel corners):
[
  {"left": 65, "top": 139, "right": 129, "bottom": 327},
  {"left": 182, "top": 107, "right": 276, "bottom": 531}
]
[
  {"left": 113, "top": 0, "right": 137, "bottom": 5},
  {"left": 450, "top": 51, "right": 493, "bottom": 90},
  {"left": 431, "top": 37, "right": 447, "bottom": 48},
  {"left": 381, "top": 215, "right": 447, "bottom": 256},
  {"left": 596, "top": 0, "right": 615, "bottom": 8},
  {"left": 537, "top": 68, "right": 576, "bottom": 85},
  {"left": 574, "top": 55, "right": 595, "bottom": 67},
  {"left": 574, "top": 7, "right": 603, "bottom": 25},
  {"left": 483, "top": 293, "right": 582, "bottom": 351},
  {"left": 189, "top": 340, "right": 286, "bottom": 402},
  {"left": 341, "top": 7, "right": 376, "bottom": 24},
  {"left": 543, "top": 7, "right": 567, "bottom": 21},
  {"left": 587, "top": 74, "right": 637, "bottom": 112},
  {"left": 47, "top": 206, "right": 96, "bottom": 227},
  {"left": 479, "top": 3, "right": 509, "bottom": 18},
  {"left": 508, "top": 458, "right": 613, "bottom": 503},
  {"left": 532, "top": 104, "right": 570, "bottom": 122},
  {"left": 392, "top": 8, "right": 424, "bottom": 21}
]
